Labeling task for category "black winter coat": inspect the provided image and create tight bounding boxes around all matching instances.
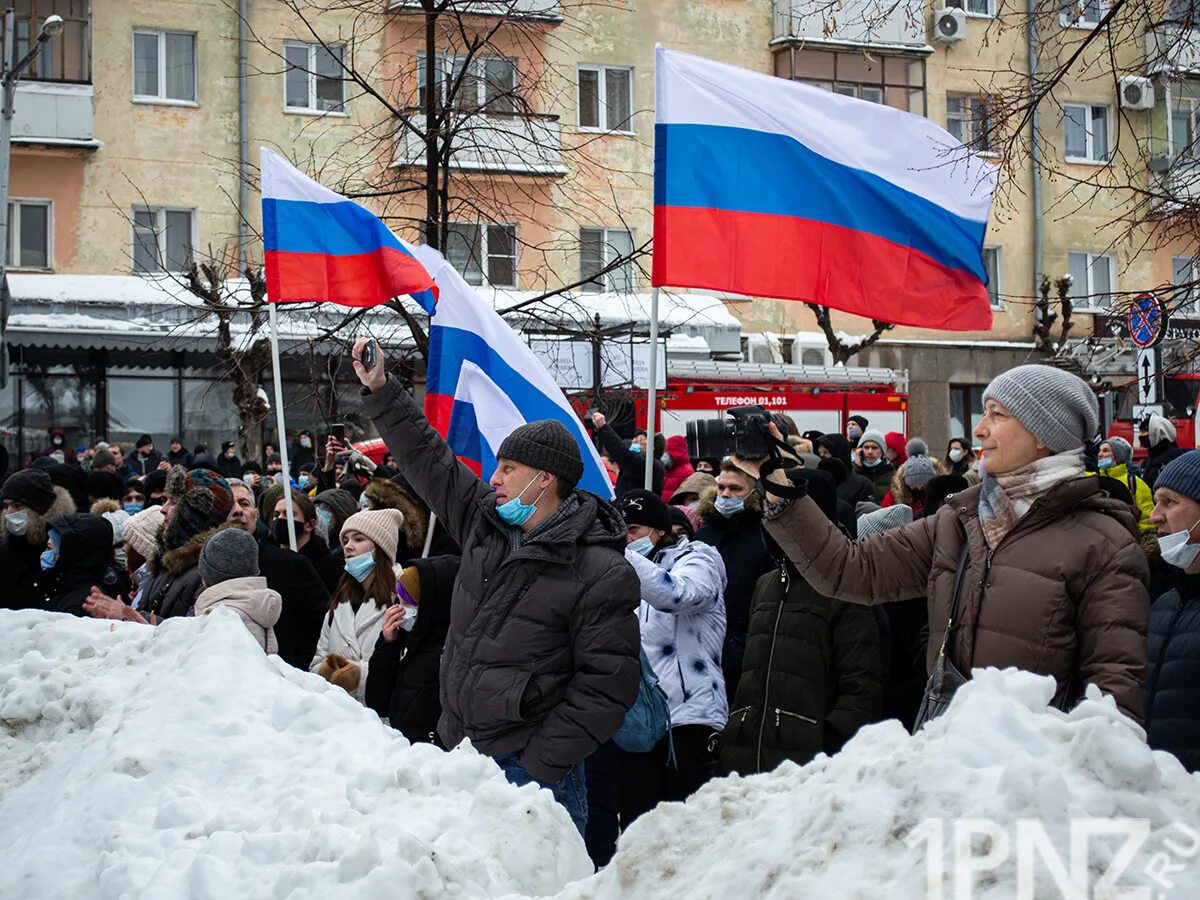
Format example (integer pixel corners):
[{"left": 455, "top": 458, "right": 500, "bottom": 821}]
[
  {"left": 1143, "top": 441, "right": 1188, "bottom": 490},
  {"left": 129, "top": 450, "right": 164, "bottom": 478},
  {"left": 365, "top": 554, "right": 459, "bottom": 744},
  {"left": 695, "top": 500, "right": 773, "bottom": 700},
  {"left": 258, "top": 538, "right": 330, "bottom": 670},
  {"left": 1145, "top": 572, "right": 1200, "bottom": 772},
  {"left": 594, "top": 424, "right": 664, "bottom": 499},
  {"left": 298, "top": 532, "right": 344, "bottom": 595},
  {"left": 0, "top": 485, "right": 75, "bottom": 611},
  {"left": 721, "top": 562, "right": 883, "bottom": 775},
  {"left": 167, "top": 449, "right": 193, "bottom": 468},
  {"left": 216, "top": 454, "right": 243, "bottom": 480},
  {"left": 32, "top": 514, "right": 114, "bottom": 616},
  {"left": 362, "top": 376, "right": 641, "bottom": 784},
  {"left": 816, "top": 433, "right": 876, "bottom": 505}
]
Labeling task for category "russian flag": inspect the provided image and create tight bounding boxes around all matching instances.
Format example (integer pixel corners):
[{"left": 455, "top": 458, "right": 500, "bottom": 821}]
[
  {"left": 260, "top": 148, "right": 437, "bottom": 312},
  {"left": 413, "top": 245, "right": 614, "bottom": 500},
  {"left": 652, "top": 47, "right": 998, "bottom": 332}
]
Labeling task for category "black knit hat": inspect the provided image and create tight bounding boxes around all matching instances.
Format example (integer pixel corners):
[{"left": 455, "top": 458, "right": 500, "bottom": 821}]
[
  {"left": 667, "top": 505, "right": 694, "bottom": 540},
  {"left": 88, "top": 470, "right": 125, "bottom": 503},
  {"left": 2, "top": 469, "right": 56, "bottom": 514},
  {"left": 619, "top": 489, "right": 672, "bottom": 532},
  {"left": 136, "top": 434, "right": 153, "bottom": 449},
  {"left": 497, "top": 420, "right": 584, "bottom": 488}
]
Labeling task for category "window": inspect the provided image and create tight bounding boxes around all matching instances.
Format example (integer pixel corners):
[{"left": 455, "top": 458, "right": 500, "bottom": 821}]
[
  {"left": 946, "top": 0, "right": 995, "bottom": 15},
  {"left": 1167, "top": 0, "right": 1200, "bottom": 24},
  {"left": 445, "top": 222, "right": 518, "bottom": 287},
  {"left": 774, "top": 47, "right": 925, "bottom": 116},
  {"left": 1171, "top": 96, "right": 1200, "bottom": 159},
  {"left": 1173, "top": 256, "right": 1200, "bottom": 318},
  {"left": 1067, "top": 251, "right": 1115, "bottom": 311},
  {"left": 578, "top": 66, "right": 633, "bottom": 132},
  {"left": 132, "top": 207, "right": 194, "bottom": 274},
  {"left": 0, "top": 1, "right": 90, "bottom": 83},
  {"left": 283, "top": 41, "right": 345, "bottom": 114},
  {"left": 1061, "top": 0, "right": 1106, "bottom": 27},
  {"left": 982, "top": 247, "right": 1001, "bottom": 308},
  {"left": 580, "top": 228, "right": 634, "bottom": 293},
  {"left": 6, "top": 200, "right": 52, "bottom": 270},
  {"left": 133, "top": 29, "right": 196, "bottom": 103},
  {"left": 947, "top": 94, "right": 994, "bottom": 153},
  {"left": 1064, "top": 103, "right": 1110, "bottom": 163},
  {"left": 417, "top": 54, "right": 517, "bottom": 117},
  {"left": 949, "top": 385, "right": 986, "bottom": 442}
]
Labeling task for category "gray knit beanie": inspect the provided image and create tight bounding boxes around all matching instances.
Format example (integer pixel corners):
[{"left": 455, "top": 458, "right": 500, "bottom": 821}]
[
  {"left": 903, "top": 455, "right": 937, "bottom": 487},
  {"left": 858, "top": 429, "right": 887, "bottom": 451},
  {"left": 857, "top": 504, "right": 913, "bottom": 537},
  {"left": 1154, "top": 451, "right": 1200, "bottom": 501},
  {"left": 1105, "top": 436, "right": 1133, "bottom": 466},
  {"left": 497, "top": 420, "right": 584, "bottom": 488},
  {"left": 982, "top": 365, "right": 1099, "bottom": 453},
  {"left": 198, "top": 528, "right": 260, "bottom": 586},
  {"left": 906, "top": 437, "right": 928, "bottom": 458}
]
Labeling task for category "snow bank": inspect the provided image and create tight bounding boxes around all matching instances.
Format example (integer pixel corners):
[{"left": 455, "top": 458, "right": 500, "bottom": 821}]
[
  {"left": 567, "top": 668, "right": 1200, "bottom": 900},
  {"left": 0, "top": 610, "right": 591, "bottom": 899}
]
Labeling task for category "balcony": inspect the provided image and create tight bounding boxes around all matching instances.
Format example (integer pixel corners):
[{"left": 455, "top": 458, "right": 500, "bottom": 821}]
[
  {"left": 12, "top": 81, "right": 96, "bottom": 147},
  {"left": 387, "top": 0, "right": 562, "bottom": 22},
  {"left": 392, "top": 113, "right": 566, "bottom": 176},
  {"left": 1153, "top": 155, "right": 1200, "bottom": 209},
  {"left": 773, "top": 0, "right": 929, "bottom": 51},
  {"left": 1146, "top": 21, "right": 1200, "bottom": 75}
]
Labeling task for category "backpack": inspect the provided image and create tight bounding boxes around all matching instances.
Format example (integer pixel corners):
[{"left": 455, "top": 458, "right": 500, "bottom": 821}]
[{"left": 612, "top": 647, "right": 671, "bottom": 753}]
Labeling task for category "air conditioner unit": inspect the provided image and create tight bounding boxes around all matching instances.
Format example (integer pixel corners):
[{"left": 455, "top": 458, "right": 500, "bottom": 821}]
[
  {"left": 1118, "top": 76, "right": 1154, "bottom": 111},
  {"left": 932, "top": 7, "right": 967, "bottom": 44}
]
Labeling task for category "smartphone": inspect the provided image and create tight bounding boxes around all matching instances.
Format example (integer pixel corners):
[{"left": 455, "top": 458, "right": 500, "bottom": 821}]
[
  {"left": 332, "top": 423, "right": 346, "bottom": 444},
  {"left": 361, "top": 340, "right": 377, "bottom": 370}
]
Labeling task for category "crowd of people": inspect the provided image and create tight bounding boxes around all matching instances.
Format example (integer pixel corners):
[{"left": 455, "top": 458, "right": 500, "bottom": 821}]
[{"left": 4, "top": 350, "right": 1200, "bottom": 868}]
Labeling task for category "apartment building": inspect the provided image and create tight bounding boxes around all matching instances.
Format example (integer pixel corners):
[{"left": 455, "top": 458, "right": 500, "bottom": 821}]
[{"left": 3, "top": 0, "right": 1195, "bottom": 460}]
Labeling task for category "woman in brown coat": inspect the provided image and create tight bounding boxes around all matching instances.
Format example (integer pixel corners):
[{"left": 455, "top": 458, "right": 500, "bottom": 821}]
[{"left": 737, "top": 365, "right": 1149, "bottom": 722}]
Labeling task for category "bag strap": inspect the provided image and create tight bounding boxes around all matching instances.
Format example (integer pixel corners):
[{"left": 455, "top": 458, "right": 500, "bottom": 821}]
[{"left": 935, "top": 541, "right": 971, "bottom": 664}]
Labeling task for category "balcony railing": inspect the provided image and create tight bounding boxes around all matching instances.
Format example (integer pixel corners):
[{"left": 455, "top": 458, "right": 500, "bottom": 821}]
[
  {"left": 387, "top": 0, "right": 562, "bottom": 22},
  {"left": 393, "top": 113, "right": 566, "bottom": 176},
  {"left": 773, "top": 0, "right": 928, "bottom": 50}
]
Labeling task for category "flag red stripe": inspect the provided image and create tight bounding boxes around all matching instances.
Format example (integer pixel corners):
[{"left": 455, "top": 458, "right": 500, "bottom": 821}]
[{"left": 265, "top": 247, "right": 435, "bottom": 307}]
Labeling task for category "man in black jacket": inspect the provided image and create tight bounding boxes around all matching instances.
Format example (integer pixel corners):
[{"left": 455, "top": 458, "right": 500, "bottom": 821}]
[
  {"left": 130, "top": 435, "right": 165, "bottom": 478},
  {"left": 1142, "top": 414, "right": 1187, "bottom": 490},
  {"left": 266, "top": 491, "right": 343, "bottom": 594},
  {"left": 815, "top": 433, "right": 876, "bottom": 506},
  {"left": 354, "top": 339, "right": 639, "bottom": 835},
  {"left": 1, "top": 470, "right": 77, "bottom": 611},
  {"left": 226, "top": 480, "right": 329, "bottom": 670},
  {"left": 590, "top": 412, "right": 664, "bottom": 498}
]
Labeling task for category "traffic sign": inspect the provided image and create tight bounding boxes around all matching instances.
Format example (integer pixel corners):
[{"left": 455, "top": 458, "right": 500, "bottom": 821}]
[
  {"left": 1134, "top": 404, "right": 1165, "bottom": 423},
  {"left": 1137, "top": 347, "right": 1161, "bottom": 405},
  {"left": 1127, "top": 292, "right": 1168, "bottom": 348}
]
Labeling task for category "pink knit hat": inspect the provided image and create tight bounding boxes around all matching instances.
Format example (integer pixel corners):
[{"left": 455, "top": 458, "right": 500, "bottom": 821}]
[
  {"left": 340, "top": 508, "right": 405, "bottom": 564},
  {"left": 123, "top": 505, "right": 166, "bottom": 561}
]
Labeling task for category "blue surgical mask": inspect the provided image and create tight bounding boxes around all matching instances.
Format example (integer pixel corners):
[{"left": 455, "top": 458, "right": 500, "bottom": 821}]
[
  {"left": 124, "top": 502, "right": 144, "bottom": 515},
  {"left": 864, "top": 457, "right": 882, "bottom": 468},
  {"left": 629, "top": 443, "right": 642, "bottom": 453},
  {"left": 660, "top": 453, "right": 672, "bottom": 467},
  {"left": 949, "top": 449, "right": 964, "bottom": 463},
  {"left": 628, "top": 535, "right": 655, "bottom": 557},
  {"left": 1160, "top": 517, "right": 1200, "bottom": 570},
  {"left": 40, "top": 529, "right": 61, "bottom": 571},
  {"left": 496, "top": 472, "right": 546, "bottom": 527},
  {"left": 344, "top": 552, "right": 376, "bottom": 582},
  {"left": 1098, "top": 457, "right": 1114, "bottom": 470},
  {"left": 847, "top": 426, "right": 862, "bottom": 439},
  {"left": 714, "top": 495, "right": 744, "bottom": 518}
]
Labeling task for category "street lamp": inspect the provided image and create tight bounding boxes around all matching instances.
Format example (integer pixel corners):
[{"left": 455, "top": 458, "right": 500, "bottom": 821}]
[{"left": 0, "top": 11, "right": 61, "bottom": 387}]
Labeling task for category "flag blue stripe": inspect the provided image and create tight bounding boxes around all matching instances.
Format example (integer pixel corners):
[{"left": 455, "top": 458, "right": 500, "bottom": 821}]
[
  {"left": 262, "top": 198, "right": 419, "bottom": 259},
  {"left": 654, "top": 122, "right": 989, "bottom": 283},
  {"left": 428, "top": 324, "right": 611, "bottom": 498}
]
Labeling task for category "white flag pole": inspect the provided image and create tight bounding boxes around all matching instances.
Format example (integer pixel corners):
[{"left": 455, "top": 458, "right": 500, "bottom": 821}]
[
  {"left": 644, "top": 286, "right": 660, "bottom": 491},
  {"left": 268, "top": 300, "right": 298, "bottom": 551},
  {"left": 422, "top": 513, "right": 437, "bottom": 559}
]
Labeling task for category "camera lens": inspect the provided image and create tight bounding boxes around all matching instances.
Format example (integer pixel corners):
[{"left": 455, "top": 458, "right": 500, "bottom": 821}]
[{"left": 687, "top": 418, "right": 737, "bottom": 461}]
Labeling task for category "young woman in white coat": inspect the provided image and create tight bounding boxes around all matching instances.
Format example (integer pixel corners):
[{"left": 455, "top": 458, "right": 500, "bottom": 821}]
[{"left": 311, "top": 507, "right": 406, "bottom": 704}]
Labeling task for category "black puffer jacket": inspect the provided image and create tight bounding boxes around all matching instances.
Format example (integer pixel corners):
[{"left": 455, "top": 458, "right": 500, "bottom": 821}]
[
  {"left": 365, "top": 554, "right": 459, "bottom": 744},
  {"left": 816, "top": 434, "right": 875, "bottom": 505},
  {"left": 1143, "top": 440, "right": 1187, "bottom": 490},
  {"left": 33, "top": 514, "right": 114, "bottom": 616},
  {"left": 362, "top": 376, "right": 640, "bottom": 784},
  {"left": 1144, "top": 572, "right": 1200, "bottom": 772},
  {"left": 0, "top": 485, "right": 75, "bottom": 611},
  {"left": 694, "top": 489, "right": 773, "bottom": 700}
]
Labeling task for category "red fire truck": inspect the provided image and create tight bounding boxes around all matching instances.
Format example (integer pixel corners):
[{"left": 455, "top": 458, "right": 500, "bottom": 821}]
[{"left": 1107, "top": 373, "right": 1199, "bottom": 457}]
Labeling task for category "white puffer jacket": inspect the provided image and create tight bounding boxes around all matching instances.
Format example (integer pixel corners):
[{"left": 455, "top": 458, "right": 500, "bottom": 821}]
[
  {"left": 625, "top": 537, "right": 729, "bottom": 729},
  {"left": 194, "top": 576, "right": 282, "bottom": 654},
  {"left": 309, "top": 598, "right": 387, "bottom": 704}
]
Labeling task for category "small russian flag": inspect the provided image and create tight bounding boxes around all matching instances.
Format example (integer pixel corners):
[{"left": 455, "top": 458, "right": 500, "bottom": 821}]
[{"left": 260, "top": 148, "right": 437, "bottom": 312}]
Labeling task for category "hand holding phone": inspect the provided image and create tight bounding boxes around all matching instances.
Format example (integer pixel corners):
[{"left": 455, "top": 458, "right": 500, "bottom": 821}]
[
  {"left": 361, "top": 340, "right": 377, "bottom": 371},
  {"left": 332, "top": 423, "right": 346, "bottom": 444}
]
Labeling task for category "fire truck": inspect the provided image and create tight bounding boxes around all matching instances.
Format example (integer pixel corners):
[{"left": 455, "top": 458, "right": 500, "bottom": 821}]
[{"left": 1107, "top": 373, "right": 1199, "bottom": 457}]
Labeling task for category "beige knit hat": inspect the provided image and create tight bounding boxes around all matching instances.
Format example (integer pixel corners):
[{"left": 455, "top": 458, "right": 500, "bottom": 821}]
[
  {"left": 123, "top": 505, "right": 166, "bottom": 561},
  {"left": 340, "top": 508, "right": 405, "bottom": 564}
]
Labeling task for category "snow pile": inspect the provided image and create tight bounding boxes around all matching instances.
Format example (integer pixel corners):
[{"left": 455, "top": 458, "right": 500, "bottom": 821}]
[
  {"left": 567, "top": 669, "right": 1200, "bottom": 899},
  {"left": 0, "top": 610, "right": 590, "bottom": 899}
]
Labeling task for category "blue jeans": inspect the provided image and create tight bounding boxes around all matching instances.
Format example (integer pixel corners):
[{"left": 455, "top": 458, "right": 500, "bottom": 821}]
[{"left": 494, "top": 754, "right": 588, "bottom": 836}]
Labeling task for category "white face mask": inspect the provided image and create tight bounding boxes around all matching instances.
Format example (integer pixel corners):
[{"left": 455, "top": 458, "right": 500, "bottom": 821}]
[{"left": 1160, "top": 517, "right": 1200, "bottom": 570}]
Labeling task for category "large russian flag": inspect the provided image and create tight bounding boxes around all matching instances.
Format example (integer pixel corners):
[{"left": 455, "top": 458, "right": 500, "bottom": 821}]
[
  {"left": 261, "top": 148, "right": 437, "bottom": 311},
  {"left": 652, "top": 47, "right": 998, "bottom": 331},
  {"left": 413, "top": 245, "right": 614, "bottom": 500}
]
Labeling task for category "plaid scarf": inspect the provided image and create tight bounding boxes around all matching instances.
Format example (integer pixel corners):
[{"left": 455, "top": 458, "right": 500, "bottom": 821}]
[{"left": 978, "top": 450, "right": 1085, "bottom": 549}]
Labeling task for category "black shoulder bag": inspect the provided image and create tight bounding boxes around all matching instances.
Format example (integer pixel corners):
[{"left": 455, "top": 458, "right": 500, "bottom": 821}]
[{"left": 913, "top": 542, "right": 971, "bottom": 732}]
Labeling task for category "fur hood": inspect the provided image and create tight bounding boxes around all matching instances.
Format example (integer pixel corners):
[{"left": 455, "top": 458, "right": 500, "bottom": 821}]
[
  {"left": 694, "top": 483, "right": 761, "bottom": 519},
  {"left": 152, "top": 521, "right": 244, "bottom": 576},
  {"left": 0, "top": 485, "right": 75, "bottom": 551},
  {"left": 888, "top": 457, "right": 949, "bottom": 507},
  {"left": 90, "top": 498, "right": 121, "bottom": 516},
  {"left": 364, "top": 478, "right": 429, "bottom": 553}
]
